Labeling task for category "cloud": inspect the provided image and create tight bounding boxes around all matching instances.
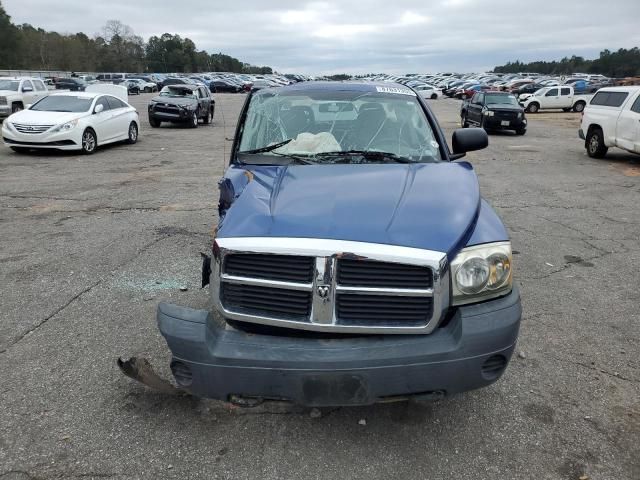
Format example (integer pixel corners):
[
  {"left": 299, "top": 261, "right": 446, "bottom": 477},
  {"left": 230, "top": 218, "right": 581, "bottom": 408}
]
[{"left": 3, "top": 0, "right": 640, "bottom": 74}]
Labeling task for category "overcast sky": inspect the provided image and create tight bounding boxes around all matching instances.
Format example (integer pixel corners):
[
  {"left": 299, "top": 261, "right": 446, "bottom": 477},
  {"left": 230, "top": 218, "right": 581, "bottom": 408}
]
[{"left": 4, "top": 0, "right": 640, "bottom": 74}]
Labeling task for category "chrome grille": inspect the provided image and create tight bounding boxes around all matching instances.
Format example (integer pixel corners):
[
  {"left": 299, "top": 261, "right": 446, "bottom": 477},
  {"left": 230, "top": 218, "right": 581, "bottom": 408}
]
[
  {"left": 213, "top": 238, "right": 449, "bottom": 334},
  {"left": 12, "top": 123, "right": 54, "bottom": 134},
  {"left": 0, "top": 96, "right": 7, "bottom": 106},
  {"left": 221, "top": 283, "right": 312, "bottom": 321},
  {"left": 337, "top": 258, "right": 433, "bottom": 288},
  {"left": 224, "top": 254, "right": 314, "bottom": 283},
  {"left": 336, "top": 294, "right": 433, "bottom": 326}
]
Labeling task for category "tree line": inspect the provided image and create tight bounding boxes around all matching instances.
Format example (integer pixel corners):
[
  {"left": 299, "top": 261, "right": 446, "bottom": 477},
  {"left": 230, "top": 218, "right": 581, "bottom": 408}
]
[
  {"left": 494, "top": 48, "right": 640, "bottom": 78},
  {"left": 0, "top": 2, "right": 272, "bottom": 74}
]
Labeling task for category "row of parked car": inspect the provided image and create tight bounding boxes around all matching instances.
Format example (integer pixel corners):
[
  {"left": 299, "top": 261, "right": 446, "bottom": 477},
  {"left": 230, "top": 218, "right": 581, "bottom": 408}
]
[
  {"left": 365, "top": 72, "right": 614, "bottom": 102},
  {"left": 91, "top": 72, "right": 310, "bottom": 94}
]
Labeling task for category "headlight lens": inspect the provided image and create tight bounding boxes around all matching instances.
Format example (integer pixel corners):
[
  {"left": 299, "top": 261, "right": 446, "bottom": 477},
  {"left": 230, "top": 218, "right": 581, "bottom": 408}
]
[
  {"left": 53, "top": 119, "right": 78, "bottom": 132},
  {"left": 455, "top": 257, "right": 489, "bottom": 294},
  {"left": 451, "top": 242, "right": 512, "bottom": 305},
  {"left": 484, "top": 110, "right": 494, "bottom": 116}
]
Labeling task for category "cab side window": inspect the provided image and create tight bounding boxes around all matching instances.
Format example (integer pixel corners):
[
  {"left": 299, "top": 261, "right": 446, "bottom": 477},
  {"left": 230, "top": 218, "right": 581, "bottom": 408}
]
[
  {"left": 631, "top": 95, "right": 640, "bottom": 114},
  {"left": 22, "top": 80, "right": 34, "bottom": 91},
  {"left": 560, "top": 88, "right": 571, "bottom": 96},
  {"left": 106, "top": 96, "right": 126, "bottom": 110},
  {"left": 34, "top": 80, "right": 46, "bottom": 92},
  {"left": 95, "top": 96, "right": 111, "bottom": 112},
  {"left": 546, "top": 88, "right": 558, "bottom": 97}
]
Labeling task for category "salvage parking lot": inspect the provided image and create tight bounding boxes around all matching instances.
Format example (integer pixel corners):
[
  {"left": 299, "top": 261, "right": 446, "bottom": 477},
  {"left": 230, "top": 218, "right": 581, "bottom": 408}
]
[{"left": 1, "top": 93, "right": 639, "bottom": 479}]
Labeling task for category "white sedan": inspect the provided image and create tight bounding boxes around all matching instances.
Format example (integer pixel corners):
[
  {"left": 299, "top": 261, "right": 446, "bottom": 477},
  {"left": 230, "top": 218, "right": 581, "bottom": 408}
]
[
  {"left": 2, "top": 88, "right": 139, "bottom": 154},
  {"left": 414, "top": 84, "right": 443, "bottom": 100}
]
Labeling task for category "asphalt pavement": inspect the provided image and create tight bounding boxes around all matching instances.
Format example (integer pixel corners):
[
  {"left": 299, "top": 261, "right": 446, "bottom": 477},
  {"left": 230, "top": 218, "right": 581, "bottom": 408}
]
[{"left": 0, "top": 93, "right": 638, "bottom": 480}]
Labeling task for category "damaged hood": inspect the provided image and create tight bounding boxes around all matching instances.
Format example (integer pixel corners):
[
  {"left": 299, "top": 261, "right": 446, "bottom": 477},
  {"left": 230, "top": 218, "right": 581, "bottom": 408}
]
[
  {"left": 218, "top": 162, "right": 481, "bottom": 256},
  {"left": 150, "top": 95, "right": 197, "bottom": 108}
]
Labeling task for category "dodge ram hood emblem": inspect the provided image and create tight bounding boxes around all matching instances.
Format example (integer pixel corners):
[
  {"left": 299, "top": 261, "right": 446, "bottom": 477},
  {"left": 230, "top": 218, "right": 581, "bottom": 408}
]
[{"left": 317, "top": 285, "right": 330, "bottom": 298}]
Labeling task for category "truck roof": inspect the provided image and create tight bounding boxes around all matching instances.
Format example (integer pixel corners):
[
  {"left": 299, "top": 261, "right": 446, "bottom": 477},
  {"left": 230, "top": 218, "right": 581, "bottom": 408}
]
[
  {"left": 262, "top": 81, "right": 417, "bottom": 96},
  {"left": 596, "top": 86, "right": 640, "bottom": 92}
]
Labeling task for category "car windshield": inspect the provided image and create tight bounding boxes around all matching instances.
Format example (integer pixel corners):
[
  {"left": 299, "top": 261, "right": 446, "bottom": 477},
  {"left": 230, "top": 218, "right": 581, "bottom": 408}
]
[
  {"left": 159, "top": 87, "right": 196, "bottom": 98},
  {"left": 30, "top": 95, "right": 94, "bottom": 112},
  {"left": 237, "top": 87, "right": 443, "bottom": 164},
  {"left": 485, "top": 94, "right": 519, "bottom": 105},
  {"left": 0, "top": 80, "right": 20, "bottom": 91}
]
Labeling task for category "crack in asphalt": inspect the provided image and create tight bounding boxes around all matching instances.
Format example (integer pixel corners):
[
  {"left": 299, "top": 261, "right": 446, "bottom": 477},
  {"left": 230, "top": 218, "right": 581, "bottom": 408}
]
[
  {"left": 0, "top": 234, "right": 169, "bottom": 355},
  {"left": 3, "top": 205, "right": 213, "bottom": 214},
  {"left": 0, "top": 194, "right": 87, "bottom": 202},
  {"left": 550, "top": 355, "right": 637, "bottom": 384}
]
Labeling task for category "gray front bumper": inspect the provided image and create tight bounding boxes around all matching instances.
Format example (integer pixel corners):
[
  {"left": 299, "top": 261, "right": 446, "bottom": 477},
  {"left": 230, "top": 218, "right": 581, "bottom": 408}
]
[{"left": 158, "top": 288, "right": 521, "bottom": 407}]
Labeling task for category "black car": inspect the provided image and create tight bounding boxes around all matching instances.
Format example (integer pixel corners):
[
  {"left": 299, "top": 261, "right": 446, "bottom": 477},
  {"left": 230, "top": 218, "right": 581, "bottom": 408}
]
[
  {"left": 123, "top": 80, "right": 141, "bottom": 95},
  {"left": 210, "top": 79, "right": 242, "bottom": 93},
  {"left": 148, "top": 84, "right": 215, "bottom": 128},
  {"left": 460, "top": 91, "right": 527, "bottom": 135},
  {"left": 55, "top": 78, "right": 86, "bottom": 91},
  {"left": 516, "top": 83, "right": 544, "bottom": 97}
]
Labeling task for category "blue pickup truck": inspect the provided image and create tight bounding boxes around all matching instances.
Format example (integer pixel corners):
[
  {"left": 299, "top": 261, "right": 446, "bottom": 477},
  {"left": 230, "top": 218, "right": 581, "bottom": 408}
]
[{"left": 121, "top": 82, "right": 522, "bottom": 407}]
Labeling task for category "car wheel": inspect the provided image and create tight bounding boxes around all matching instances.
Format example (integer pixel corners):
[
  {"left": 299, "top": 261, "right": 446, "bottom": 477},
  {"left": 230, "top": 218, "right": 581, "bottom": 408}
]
[
  {"left": 149, "top": 116, "right": 160, "bottom": 128},
  {"left": 10, "top": 146, "right": 29, "bottom": 154},
  {"left": 586, "top": 128, "right": 608, "bottom": 158},
  {"left": 573, "top": 101, "right": 586, "bottom": 113},
  {"left": 190, "top": 110, "right": 199, "bottom": 128},
  {"left": 431, "top": 93, "right": 437, "bottom": 100},
  {"left": 526, "top": 103, "right": 539, "bottom": 113},
  {"left": 461, "top": 113, "right": 469, "bottom": 128},
  {"left": 516, "top": 128, "right": 526, "bottom": 136},
  {"left": 12, "top": 103, "right": 23, "bottom": 113},
  {"left": 145, "top": 87, "right": 151, "bottom": 93},
  {"left": 81, "top": 128, "right": 97, "bottom": 154},
  {"left": 202, "top": 107, "right": 212, "bottom": 124},
  {"left": 480, "top": 116, "right": 489, "bottom": 132},
  {"left": 127, "top": 122, "right": 138, "bottom": 144}
]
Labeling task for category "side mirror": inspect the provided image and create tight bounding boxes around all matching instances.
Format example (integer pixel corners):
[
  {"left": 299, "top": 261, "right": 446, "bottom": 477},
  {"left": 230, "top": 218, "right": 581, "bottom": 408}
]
[
  {"left": 94, "top": 104, "right": 104, "bottom": 114},
  {"left": 22, "top": 86, "right": 33, "bottom": 92},
  {"left": 451, "top": 128, "right": 488, "bottom": 159}
]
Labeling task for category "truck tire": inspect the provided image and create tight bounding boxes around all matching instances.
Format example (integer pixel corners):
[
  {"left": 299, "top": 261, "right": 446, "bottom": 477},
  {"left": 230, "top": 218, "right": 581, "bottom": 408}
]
[
  {"left": 573, "top": 101, "right": 586, "bottom": 113},
  {"left": 586, "top": 128, "right": 608, "bottom": 158},
  {"left": 12, "top": 102, "right": 23, "bottom": 113},
  {"left": 516, "top": 127, "right": 526, "bottom": 136},
  {"left": 526, "top": 102, "right": 539, "bottom": 113},
  {"left": 461, "top": 113, "right": 469, "bottom": 128},
  {"left": 190, "top": 110, "right": 199, "bottom": 128},
  {"left": 149, "top": 116, "right": 160, "bottom": 128}
]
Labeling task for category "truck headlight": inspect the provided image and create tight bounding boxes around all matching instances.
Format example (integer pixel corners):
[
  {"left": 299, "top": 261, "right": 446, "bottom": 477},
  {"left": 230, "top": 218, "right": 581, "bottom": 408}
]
[
  {"left": 451, "top": 242, "right": 512, "bottom": 305},
  {"left": 484, "top": 110, "right": 494, "bottom": 116},
  {"left": 53, "top": 119, "right": 78, "bottom": 132}
]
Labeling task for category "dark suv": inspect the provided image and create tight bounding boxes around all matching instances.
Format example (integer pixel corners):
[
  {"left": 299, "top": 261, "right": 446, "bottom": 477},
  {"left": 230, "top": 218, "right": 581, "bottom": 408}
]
[
  {"left": 55, "top": 78, "right": 87, "bottom": 91},
  {"left": 461, "top": 91, "right": 527, "bottom": 135},
  {"left": 148, "top": 84, "right": 214, "bottom": 128}
]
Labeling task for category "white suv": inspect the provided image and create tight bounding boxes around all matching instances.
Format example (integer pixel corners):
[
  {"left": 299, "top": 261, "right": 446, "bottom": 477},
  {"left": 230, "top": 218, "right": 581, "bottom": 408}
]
[
  {"left": 579, "top": 86, "right": 640, "bottom": 158},
  {"left": 0, "top": 77, "right": 50, "bottom": 119}
]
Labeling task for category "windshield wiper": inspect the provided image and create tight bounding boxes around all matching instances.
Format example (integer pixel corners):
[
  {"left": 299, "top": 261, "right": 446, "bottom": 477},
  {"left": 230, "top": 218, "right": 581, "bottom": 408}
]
[
  {"left": 239, "top": 139, "right": 293, "bottom": 155},
  {"left": 314, "top": 150, "right": 414, "bottom": 163}
]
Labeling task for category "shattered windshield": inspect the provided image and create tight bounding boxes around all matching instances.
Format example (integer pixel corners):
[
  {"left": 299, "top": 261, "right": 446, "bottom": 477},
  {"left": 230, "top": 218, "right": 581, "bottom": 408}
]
[
  {"left": 159, "top": 87, "right": 196, "bottom": 98},
  {"left": 237, "top": 88, "right": 443, "bottom": 164}
]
